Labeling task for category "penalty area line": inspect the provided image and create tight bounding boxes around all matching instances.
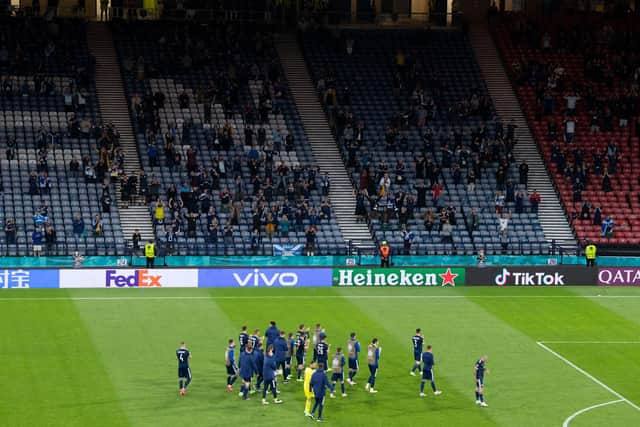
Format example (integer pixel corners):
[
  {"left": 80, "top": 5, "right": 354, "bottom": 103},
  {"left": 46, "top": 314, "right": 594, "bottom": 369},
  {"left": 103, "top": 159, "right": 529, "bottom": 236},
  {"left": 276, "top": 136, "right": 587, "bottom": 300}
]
[
  {"left": 536, "top": 341, "right": 640, "bottom": 414},
  {"left": 540, "top": 341, "right": 640, "bottom": 345},
  {"left": 562, "top": 399, "right": 624, "bottom": 427}
]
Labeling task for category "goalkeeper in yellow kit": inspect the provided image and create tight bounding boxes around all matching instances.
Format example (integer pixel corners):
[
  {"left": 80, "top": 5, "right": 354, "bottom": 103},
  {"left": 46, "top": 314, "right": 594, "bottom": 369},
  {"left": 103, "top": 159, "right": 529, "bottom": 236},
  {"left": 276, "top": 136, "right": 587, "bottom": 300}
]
[{"left": 303, "top": 361, "right": 317, "bottom": 416}]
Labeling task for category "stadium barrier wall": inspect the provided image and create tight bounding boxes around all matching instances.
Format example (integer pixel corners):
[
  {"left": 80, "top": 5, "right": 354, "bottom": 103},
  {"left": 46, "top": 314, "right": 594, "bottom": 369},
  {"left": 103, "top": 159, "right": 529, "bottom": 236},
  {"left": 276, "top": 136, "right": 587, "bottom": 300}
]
[
  {"left": 466, "top": 266, "right": 598, "bottom": 286},
  {"left": 2, "top": 255, "right": 640, "bottom": 269},
  {"left": 3, "top": 266, "right": 640, "bottom": 289}
]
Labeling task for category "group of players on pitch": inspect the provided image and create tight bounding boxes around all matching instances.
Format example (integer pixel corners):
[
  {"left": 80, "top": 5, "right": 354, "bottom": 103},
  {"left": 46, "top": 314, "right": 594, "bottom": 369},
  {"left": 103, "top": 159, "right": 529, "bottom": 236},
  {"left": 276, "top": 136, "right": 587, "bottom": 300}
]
[{"left": 176, "top": 322, "right": 489, "bottom": 422}]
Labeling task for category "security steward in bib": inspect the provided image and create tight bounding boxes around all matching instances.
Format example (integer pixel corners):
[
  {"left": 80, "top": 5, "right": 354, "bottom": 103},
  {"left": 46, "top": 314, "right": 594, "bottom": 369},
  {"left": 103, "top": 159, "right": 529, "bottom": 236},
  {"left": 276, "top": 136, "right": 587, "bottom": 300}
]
[
  {"left": 379, "top": 240, "right": 391, "bottom": 268},
  {"left": 585, "top": 241, "right": 597, "bottom": 267},
  {"left": 145, "top": 240, "right": 156, "bottom": 268}
]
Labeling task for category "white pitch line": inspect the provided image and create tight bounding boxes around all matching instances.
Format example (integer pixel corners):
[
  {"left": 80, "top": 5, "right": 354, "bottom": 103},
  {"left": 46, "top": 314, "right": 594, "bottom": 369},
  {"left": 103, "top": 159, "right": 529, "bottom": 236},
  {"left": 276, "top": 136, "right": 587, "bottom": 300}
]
[
  {"left": 563, "top": 399, "right": 624, "bottom": 427},
  {"left": 537, "top": 341, "right": 640, "bottom": 414},
  {"left": 0, "top": 294, "right": 639, "bottom": 302},
  {"left": 541, "top": 341, "right": 640, "bottom": 345}
]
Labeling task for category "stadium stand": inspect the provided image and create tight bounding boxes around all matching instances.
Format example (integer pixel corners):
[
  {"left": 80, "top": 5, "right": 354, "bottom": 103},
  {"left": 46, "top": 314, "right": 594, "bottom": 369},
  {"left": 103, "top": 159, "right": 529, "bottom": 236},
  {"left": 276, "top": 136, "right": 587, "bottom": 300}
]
[
  {"left": 302, "top": 29, "right": 548, "bottom": 255},
  {"left": 112, "top": 22, "right": 346, "bottom": 255},
  {"left": 494, "top": 12, "right": 640, "bottom": 246},
  {"left": 0, "top": 18, "right": 126, "bottom": 256}
]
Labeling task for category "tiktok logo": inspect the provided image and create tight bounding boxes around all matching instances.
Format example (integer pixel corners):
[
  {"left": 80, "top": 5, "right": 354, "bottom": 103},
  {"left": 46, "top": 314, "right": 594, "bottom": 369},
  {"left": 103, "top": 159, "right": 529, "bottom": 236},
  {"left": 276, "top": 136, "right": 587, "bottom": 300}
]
[{"left": 495, "top": 268, "right": 510, "bottom": 286}]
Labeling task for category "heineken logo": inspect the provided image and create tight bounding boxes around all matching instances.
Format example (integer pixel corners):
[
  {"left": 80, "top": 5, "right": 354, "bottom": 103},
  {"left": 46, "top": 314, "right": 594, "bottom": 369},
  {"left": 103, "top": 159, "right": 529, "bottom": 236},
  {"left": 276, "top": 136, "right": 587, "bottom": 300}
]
[{"left": 332, "top": 268, "right": 465, "bottom": 287}]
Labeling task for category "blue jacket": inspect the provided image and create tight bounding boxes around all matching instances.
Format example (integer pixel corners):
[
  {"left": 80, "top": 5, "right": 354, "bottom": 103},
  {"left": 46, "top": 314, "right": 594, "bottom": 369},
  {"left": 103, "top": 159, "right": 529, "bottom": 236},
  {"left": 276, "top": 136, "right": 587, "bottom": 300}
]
[
  {"left": 265, "top": 325, "right": 280, "bottom": 349},
  {"left": 253, "top": 349, "right": 264, "bottom": 375},
  {"left": 274, "top": 336, "right": 288, "bottom": 362},
  {"left": 263, "top": 354, "right": 277, "bottom": 381},
  {"left": 310, "top": 369, "right": 332, "bottom": 398},
  {"left": 238, "top": 351, "right": 256, "bottom": 379}
]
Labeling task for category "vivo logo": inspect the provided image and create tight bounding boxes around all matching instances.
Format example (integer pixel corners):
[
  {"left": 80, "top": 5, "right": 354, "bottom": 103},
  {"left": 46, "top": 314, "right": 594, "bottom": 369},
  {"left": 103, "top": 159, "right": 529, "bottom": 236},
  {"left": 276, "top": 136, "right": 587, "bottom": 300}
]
[{"left": 232, "top": 269, "right": 299, "bottom": 287}]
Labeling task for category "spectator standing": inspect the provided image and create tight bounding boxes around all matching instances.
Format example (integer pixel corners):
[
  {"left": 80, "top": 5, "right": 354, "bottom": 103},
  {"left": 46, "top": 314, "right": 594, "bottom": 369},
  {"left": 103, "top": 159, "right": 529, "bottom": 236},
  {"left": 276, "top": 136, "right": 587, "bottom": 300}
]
[
  {"left": 32, "top": 227, "right": 44, "bottom": 256},
  {"left": 73, "top": 214, "right": 85, "bottom": 240},
  {"left": 529, "top": 190, "right": 541, "bottom": 213}
]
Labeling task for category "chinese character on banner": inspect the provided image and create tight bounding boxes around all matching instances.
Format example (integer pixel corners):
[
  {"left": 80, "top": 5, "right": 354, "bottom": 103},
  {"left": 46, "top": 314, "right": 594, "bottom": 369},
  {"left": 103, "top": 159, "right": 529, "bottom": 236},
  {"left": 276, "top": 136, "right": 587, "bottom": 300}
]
[
  {"left": 0, "top": 270, "right": 9, "bottom": 288},
  {"left": 10, "top": 270, "right": 30, "bottom": 288}
]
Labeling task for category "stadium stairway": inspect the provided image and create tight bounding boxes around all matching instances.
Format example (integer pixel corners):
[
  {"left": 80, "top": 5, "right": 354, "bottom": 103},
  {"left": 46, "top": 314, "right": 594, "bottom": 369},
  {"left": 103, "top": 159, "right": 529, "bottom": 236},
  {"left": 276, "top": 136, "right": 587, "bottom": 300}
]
[
  {"left": 470, "top": 26, "right": 576, "bottom": 249},
  {"left": 276, "top": 33, "right": 374, "bottom": 249},
  {"left": 87, "top": 22, "right": 155, "bottom": 243}
]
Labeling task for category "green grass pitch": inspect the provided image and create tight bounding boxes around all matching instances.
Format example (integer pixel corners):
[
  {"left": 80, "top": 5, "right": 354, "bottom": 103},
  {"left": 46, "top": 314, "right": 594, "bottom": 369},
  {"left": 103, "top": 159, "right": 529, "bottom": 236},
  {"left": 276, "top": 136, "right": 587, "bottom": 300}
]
[{"left": 1, "top": 286, "right": 640, "bottom": 427}]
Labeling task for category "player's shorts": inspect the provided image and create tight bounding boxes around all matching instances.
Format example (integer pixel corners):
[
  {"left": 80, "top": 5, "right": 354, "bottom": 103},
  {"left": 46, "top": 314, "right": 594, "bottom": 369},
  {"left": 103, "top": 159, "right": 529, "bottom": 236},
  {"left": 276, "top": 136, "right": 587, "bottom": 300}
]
[
  {"left": 422, "top": 368, "right": 433, "bottom": 381},
  {"left": 178, "top": 367, "right": 191, "bottom": 379},
  {"left": 296, "top": 352, "right": 305, "bottom": 366},
  {"left": 414, "top": 350, "right": 422, "bottom": 362},
  {"left": 242, "top": 376, "right": 252, "bottom": 383},
  {"left": 348, "top": 358, "right": 358, "bottom": 370},
  {"left": 226, "top": 365, "right": 237, "bottom": 376},
  {"left": 331, "top": 372, "right": 344, "bottom": 382},
  {"left": 476, "top": 378, "right": 484, "bottom": 388}
]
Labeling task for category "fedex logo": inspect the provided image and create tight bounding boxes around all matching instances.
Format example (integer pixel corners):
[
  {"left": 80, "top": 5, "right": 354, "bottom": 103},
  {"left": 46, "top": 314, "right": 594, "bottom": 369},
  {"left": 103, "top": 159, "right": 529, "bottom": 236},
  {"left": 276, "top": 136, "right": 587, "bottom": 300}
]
[{"left": 105, "top": 269, "right": 162, "bottom": 287}]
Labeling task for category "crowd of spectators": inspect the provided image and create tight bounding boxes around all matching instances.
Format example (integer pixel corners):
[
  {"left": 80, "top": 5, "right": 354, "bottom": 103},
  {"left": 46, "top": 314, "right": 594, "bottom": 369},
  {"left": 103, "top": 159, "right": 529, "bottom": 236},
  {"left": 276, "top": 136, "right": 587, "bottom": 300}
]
[
  {"left": 312, "top": 32, "right": 540, "bottom": 253},
  {"left": 497, "top": 11, "right": 640, "bottom": 242},
  {"left": 116, "top": 22, "right": 337, "bottom": 254}
]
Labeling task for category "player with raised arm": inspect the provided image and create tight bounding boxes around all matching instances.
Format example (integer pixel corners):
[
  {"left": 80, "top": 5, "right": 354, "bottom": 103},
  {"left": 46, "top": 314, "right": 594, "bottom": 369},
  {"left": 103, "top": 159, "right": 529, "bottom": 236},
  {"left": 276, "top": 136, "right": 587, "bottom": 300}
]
[
  {"left": 296, "top": 325, "right": 308, "bottom": 381},
  {"left": 475, "top": 355, "right": 489, "bottom": 407},
  {"left": 225, "top": 339, "right": 238, "bottom": 392},
  {"left": 176, "top": 341, "right": 192, "bottom": 396},
  {"left": 346, "top": 332, "right": 360, "bottom": 385},
  {"left": 331, "top": 347, "right": 347, "bottom": 397},
  {"left": 365, "top": 338, "right": 380, "bottom": 393},
  {"left": 262, "top": 346, "right": 283, "bottom": 405},
  {"left": 238, "top": 344, "right": 256, "bottom": 400},
  {"left": 312, "top": 323, "right": 323, "bottom": 362},
  {"left": 420, "top": 345, "right": 442, "bottom": 397},
  {"left": 410, "top": 328, "right": 424, "bottom": 376}
]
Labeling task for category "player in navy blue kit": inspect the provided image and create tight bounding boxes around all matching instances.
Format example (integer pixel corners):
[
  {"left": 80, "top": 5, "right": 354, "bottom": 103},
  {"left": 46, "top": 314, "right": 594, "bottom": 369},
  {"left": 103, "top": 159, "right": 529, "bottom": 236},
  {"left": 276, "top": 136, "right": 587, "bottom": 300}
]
[
  {"left": 316, "top": 333, "right": 330, "bottom": 370},
  {"left": 249, "top": 328, "right": 261, "bottom": 350},
  {"left": 265, "top": 321, "right": 280, "bottom": 350},
  {"left": 261, "top": 346, "right": 283, "bottom": 405},
  {"left": 346, "top": 332, "right": 360, "bottom": 385},
  {"left": 238, "top": 344, "right": 257, "bottom": 400},
  {"left": 365, "top": 338, "right": 380, "bottom": 393},
  {"left": 410, "top": 328, "right": 424, "bottom": 376},
  {"left": 419, "top": 345, "right": 442, "bottom": 397},
  {"left": 309, "top": 363, "right": 334, "bottom": 422},
  {"left": 239, "top": 326, "right": 249, "bottom": 353},
  {"left": 295, "top": 325, "right": 308, "bottom": 381},
  {"left": 475, "top": 355, "right": 489, "bottom": 407},
  {"left": 286, "top": 332, "right": 295, "bottom": 382},
  {"left": 176, "top": 341, "right": 192, "bottom": 395},
  {"left": 225, "top": 339, "right": 238, "bottom": 392},
  {"left": 330, "top": 347, "right": 347, "bottom": 397},
  {"left": 253, "top": 342, "right": 265, "bottom": 393},
  {"left": 274, "top": 331, "right": 289, "bottom": 383}
]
